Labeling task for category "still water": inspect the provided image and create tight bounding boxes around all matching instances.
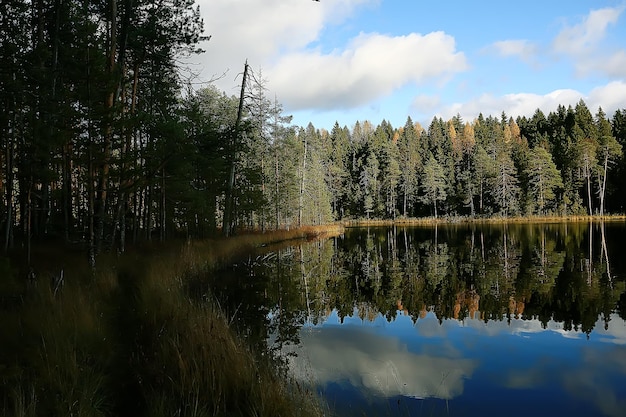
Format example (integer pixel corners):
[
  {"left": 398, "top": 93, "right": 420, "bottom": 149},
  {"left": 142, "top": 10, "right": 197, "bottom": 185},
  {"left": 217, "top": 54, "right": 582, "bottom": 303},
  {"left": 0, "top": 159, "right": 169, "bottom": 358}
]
[{"left": 211, "top": 222, "right": 626, "bottom": 417}]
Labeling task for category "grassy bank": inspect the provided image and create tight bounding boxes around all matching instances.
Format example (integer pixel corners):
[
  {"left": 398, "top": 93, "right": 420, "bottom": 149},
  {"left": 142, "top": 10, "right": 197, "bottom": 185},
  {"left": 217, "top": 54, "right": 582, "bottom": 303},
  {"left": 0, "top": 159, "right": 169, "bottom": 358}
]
[
  {"left": 344, "top": 214, "right": 626, "bottom": 227},
  {"left": 0, "top": 225, "right": 343, "bottom": 417}
]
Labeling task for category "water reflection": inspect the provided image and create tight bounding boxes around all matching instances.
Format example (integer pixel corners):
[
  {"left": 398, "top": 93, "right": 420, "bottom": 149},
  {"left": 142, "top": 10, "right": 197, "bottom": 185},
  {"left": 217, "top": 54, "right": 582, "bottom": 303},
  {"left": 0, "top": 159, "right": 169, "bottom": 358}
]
[
  {"left": 210, "top": 221, "right": 626, "bottom": 417},
  {"left": 289, "top": 322, "right": 477, "bottom": 400}
]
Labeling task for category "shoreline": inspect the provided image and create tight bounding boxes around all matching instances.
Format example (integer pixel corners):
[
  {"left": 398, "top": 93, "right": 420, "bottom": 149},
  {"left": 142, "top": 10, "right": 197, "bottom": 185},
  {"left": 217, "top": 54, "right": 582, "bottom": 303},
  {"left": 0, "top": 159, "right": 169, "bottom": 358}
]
[{"left": 341, "top": 214, "right": 626, "bottom": 227}]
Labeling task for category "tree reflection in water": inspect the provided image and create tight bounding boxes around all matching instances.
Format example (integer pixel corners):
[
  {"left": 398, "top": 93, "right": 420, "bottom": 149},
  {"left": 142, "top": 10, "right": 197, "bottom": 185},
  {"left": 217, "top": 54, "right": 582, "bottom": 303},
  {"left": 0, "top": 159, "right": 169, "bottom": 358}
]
[{"left": 208, "top": 222, "right": 626, "bottom": 416}]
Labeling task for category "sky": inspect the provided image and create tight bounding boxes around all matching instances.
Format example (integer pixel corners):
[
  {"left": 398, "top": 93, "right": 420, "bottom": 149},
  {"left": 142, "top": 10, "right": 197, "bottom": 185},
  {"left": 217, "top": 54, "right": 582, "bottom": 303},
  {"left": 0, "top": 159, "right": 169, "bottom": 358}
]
[{"left": 190, "top": 0, "right": 626, "bottom": 131}]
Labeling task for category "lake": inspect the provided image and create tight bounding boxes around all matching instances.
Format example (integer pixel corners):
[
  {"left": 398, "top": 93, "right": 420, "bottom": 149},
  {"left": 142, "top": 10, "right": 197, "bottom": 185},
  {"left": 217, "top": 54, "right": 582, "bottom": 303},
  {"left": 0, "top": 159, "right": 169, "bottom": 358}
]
[{"left": 211, "top": 221, "right": 626, "bottom": 417}]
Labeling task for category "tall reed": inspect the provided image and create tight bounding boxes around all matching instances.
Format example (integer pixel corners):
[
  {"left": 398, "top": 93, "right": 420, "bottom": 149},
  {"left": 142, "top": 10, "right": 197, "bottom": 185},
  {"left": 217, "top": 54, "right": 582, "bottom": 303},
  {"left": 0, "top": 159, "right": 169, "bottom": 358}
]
[{"left": 0, "top": 225, "right": 341, "bottom": 417}]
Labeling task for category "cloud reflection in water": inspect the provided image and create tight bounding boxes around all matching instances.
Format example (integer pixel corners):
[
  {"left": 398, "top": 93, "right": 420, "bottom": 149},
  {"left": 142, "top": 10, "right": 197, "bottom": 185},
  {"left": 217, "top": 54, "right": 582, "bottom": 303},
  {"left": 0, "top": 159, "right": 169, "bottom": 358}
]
[
  {"left": 283, "top": 309, "right": 626, "bottom": 416},
  {"left": 287, "top": 323, "right": 477, "bottom": 400}
]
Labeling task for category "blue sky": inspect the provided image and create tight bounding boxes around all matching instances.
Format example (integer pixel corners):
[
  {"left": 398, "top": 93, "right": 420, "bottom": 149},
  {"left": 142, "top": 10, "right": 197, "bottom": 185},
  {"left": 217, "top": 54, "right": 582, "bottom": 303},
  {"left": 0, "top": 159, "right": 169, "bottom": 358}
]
[{"left": 193, "top": 0, "right": 626, "bottom": 130}]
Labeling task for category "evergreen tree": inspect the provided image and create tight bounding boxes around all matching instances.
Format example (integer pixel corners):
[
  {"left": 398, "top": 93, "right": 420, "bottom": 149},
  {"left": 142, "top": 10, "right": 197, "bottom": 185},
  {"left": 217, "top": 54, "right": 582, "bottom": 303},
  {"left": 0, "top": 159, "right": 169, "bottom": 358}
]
[
  {"left": 525, "top": 146, "right": 563, "bottom": 215},
  {"left": 360, "top": 152, "right": 381, "bottom": 218},
  {"left": 328, "top": 122, "right": 351, "bottom": 218},
  {"left": 181, "top": 86, "right": 233, "bottom": 236},
  {"left": 573, "top": 125, "right": 597, "bottom": 215},
  {"left": 454, "top": 121, "right": 477, "bottom": 215},
  {"left": 420, "top": 154, "right": 447, "bottom": 218},
  {"left": 397, "top": 117, "right": 422, "bottom": 216},
  {"left": 491, "top": 150, "right": 520, "bottom": 217},
  {"left": 595, "top": 108, "right": 622, "bottom": 215},
  {"left": 473, "top": 145, "right": 496, "bottom": 215},
  {"left": 298, "top": 124, "right": 333, "bottom": 225},
  {"left": 380, "top": 139, "right": 401, "bottom": 218},
  {"left": 610, "top": 109, "right": 626, "bottom": 211}
]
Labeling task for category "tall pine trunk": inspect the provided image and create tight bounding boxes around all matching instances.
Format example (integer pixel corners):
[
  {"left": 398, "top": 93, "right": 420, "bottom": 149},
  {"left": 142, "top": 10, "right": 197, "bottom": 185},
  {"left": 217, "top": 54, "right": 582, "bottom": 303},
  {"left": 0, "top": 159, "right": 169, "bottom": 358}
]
[
  {"left": 599, "top": 153, "right": 608, "bottom": 216},
  {"left": 275, "top": 150, "right": 280, "bottom": 229},
  {"left": 223, "top": 61, "right": 248, "bottom": 236},
  {"left": 3, "top": 132, "right": 14, "bottom": 251},
  {"left": 298, "top": 134, "right": 307, "bottom": 227},
  {"left": 95, "top": 0, "right": 118, "bottom": 253}
]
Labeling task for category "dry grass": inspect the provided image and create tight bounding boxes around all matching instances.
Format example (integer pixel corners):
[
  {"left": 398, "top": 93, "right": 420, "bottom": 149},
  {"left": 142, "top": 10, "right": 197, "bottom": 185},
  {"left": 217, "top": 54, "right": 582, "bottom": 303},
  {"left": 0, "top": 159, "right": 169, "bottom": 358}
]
[{"left": 0, "top": 226, "right": 339, "bottom": 417}]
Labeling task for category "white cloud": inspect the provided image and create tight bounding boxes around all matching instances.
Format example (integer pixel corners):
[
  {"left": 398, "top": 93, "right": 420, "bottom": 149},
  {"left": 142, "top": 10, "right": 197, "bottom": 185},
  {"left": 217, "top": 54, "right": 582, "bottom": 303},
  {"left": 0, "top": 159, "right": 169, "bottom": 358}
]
[
  {"left": 191, "top": 0, "right": 376, "bottom": 89},
  {"left": 490, "top": 39, "right": 538, "bottom": 64},
  {"left": 583, "top": 49, "right": 626, "bottom": 78},
  {"left": 435, "top": 89, "right": 581, "bottom": 121},
  {"left": 190, "top": 1, "right": 466, "bottom": 112},
  {"left": 552, "top": 6, "right": 625, "bottom": 77},
  {"left": 412, "top": 94, "right": 442, "bottom": 115},
  {"left": 588, "top": 81, "right": 626, "bottom": 114},
  {"left": 553, "top": 6, "right": 623, "bottom": 55},
  {"left": 432, "top": 80, "right": 626, "bottom": 122},
  {"left": 269, "top": 31, "right": 467, "bottom": 110}
]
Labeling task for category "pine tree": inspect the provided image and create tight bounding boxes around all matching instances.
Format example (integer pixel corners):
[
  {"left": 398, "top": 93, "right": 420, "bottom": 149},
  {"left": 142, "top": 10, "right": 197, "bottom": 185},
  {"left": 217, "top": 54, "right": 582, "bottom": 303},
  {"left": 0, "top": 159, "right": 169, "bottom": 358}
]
[
  {"left": 420, "top": 154, "right": 447, "bottom": 219},
  {"left": 473, "top": 145, "right": 495, "bottom": 215},
  {"left": 526, "top": 146, "right": 563, "bottom": 215},
  {"left": 595, "top": 108, "right": 622, "bottom": 215},
  {"left": 380, "top": 139, "right": 401, "bottom": 218},
  {"left": 610, "top": 109, "right": 626, "bottom": 211},
  {"left": 491, "top": 151, "right": 520, "bottom": 217},
  {"left": 328, "top": 122, "right": 351, "bottom": 218}
]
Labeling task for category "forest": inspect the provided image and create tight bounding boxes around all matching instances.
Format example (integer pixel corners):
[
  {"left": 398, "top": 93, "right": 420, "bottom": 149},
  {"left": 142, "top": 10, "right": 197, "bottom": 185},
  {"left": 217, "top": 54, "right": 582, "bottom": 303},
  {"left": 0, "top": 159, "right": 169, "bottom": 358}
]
[
  {"left": 2, "top": 3, "right": 626, "bottom": 416},
  {"left": 2, "top": 0, "right": 626, "bottom": 265}
]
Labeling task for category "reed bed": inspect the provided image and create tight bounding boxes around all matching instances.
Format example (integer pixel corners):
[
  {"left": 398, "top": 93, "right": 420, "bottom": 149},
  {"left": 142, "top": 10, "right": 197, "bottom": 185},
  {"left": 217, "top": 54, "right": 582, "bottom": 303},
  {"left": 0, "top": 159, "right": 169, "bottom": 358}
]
[{"left": 0, "top": 225, "right": 342, "bottom": 417}]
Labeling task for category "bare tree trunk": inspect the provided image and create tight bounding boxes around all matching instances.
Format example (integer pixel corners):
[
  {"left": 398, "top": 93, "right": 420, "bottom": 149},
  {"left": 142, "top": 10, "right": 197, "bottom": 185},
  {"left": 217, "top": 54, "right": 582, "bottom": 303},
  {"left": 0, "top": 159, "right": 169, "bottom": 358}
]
[
  {"left": 160, "top": 168, "right": 166, "bottom": 241},
  {"left": 403, "top": 187, "right": 407, "bottom": 217},
  {"left": 146, "top": 183, "right": 152, "bottom": 241},
  {"left": 599, "top": 153, "right": 608, "bottom": 216},
  {"left": 585, "top": 160, "right": 593, "bottom": 215},
  {"left": 95, "top": 0, "right": 118, "bottom": 253},
  {"left": 27, "top": 181, "right": 32, "bottom": 265},
  {"left": 87, "top": 134, "right": 96, "bottom": 267},
  {"left": 298, "top": 134, "right": 307, "bottom": 227},
  {"left": 62, "top": 139, "right": 72, "bottom": 241},
  {"left": 275, "top": 150, "right": 280, "bottom": 229},
  {"left": 85, "top": 42, "right": 96, "bottom": 268},
  {"left": 112, "top": 62, "right": 139, "bottom": 252},
  {"left": 4, "top": 131, "right": 14, "bottom": 252},
  {"left": 261, "top": 156, "right": 265, "bottom": 231},
  {"left": 479, "top": 179, "right": 484, "bottom": 214},
  {"left": 223, "top": 61, "right": 248, "bottom": 236},
  {"left": 132, "top": 130, "right": 141, "bottom": 244}
]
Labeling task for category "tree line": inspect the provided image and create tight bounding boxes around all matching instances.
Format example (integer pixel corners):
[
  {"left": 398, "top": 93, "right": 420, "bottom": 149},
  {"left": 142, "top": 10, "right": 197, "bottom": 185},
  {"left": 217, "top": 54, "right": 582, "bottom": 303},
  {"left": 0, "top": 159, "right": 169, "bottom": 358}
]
[
  {"left": 211, "top": 95, "right": 625, "bottom": 228},
  {"left": 315, "top": 102, "right": 625, "bottom": 221},
  {"left": 2, "top": 0, "right": 626, "bottom": 263}
]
